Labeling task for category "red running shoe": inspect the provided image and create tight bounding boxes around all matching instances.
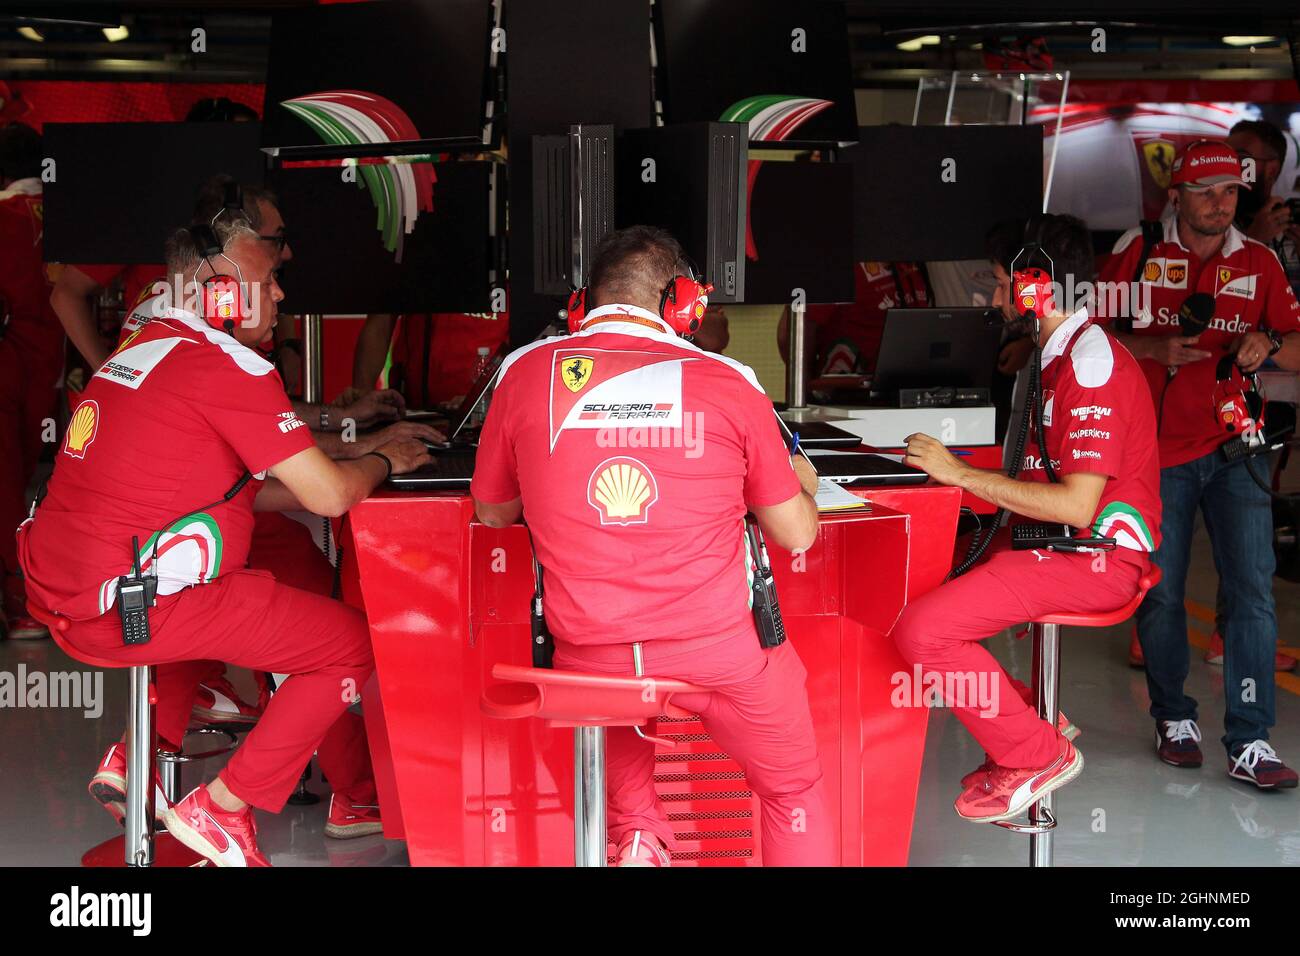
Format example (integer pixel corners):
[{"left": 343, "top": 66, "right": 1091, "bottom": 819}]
[
  {"left": 960, "top": 712, "right": 1079, "bottom": 789},
  {"left": 324, "top": 793, "right": 383, "bottom": 840},
  {"left": 955, "top": 736, "right": 1084, "bottom": 823},
  {"left": 1204, "top": 631, "right": 1296, "bottom": 672},
  {"left": 191, "top": 676, "right": 263, "bottom": 725},
  {"left": 615, "top": 830, "right": 671, "bottom": 867},
  {"left": 1129, "top": 630, "right": 1145, "bottom": 668},
  {"left": 4, "top": 614, "right": 49, "bottom": 640},
  {"left": 162, "top": 785, "right": 271, "bottom": 867},
  {"left": 1228, "top": 741, "right": 1299, "bottom": 790},
  {"left": 1156, "top": 719, "right": 1204, "bottom": 768},
  {"left": 87, "top": 742, "right": 170, "bottom": 826}
]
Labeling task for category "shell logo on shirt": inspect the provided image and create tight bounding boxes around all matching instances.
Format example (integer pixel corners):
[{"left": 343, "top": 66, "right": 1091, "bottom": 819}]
[
  {"left": 64, "top": 400, "right": 100, "bottom": 460},
  {"left": 588, "top": 457, "right": 658, "bottom": 526},
  {"left": 562, "top": 356, "right": 595, "bottom": 393}
]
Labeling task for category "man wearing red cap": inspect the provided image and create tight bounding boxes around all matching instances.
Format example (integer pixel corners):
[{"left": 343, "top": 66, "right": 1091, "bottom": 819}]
[{"left": 1098, "top": 140, "right": 1300, "bottom": 788}]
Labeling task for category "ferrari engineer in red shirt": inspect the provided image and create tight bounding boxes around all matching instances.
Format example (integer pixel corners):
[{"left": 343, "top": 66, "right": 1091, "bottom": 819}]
[
  {"left": 893, "top": 214, "right": 1162, "bottom": 824},
  {"left": 17, "top": 217, "right": 430, "bottom": 866},
  {"left": 471, "top": 225, "right": 829, "bottom": 866}
]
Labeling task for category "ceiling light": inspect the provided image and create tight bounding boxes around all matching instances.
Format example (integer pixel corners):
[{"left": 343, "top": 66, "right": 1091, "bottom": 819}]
[
  {"left": 1221, "top": 36, "right": 1277, "bottom": 46},
  {"left": 896, "top": 34, "right": 940, "bottom": 52},
  {"left": 102, "top": 25, "right": 129, "bottom": 42},
  {"left": 17, "top": 26, "right": 44, "bottom": 42}
]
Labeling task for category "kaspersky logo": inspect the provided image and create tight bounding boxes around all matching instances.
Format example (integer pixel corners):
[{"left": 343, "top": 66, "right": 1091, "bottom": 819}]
[
  {"left": 587, "top": 457, "right": 658, "bottom": 526},
  {"left": 64, "top": 400, "right": 100, "bottom": 460}
]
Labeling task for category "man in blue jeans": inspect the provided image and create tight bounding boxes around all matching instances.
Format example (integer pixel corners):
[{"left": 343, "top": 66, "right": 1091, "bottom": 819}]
[{"left": 1098, "top": 140, "right": 1300, "bottom": 788}]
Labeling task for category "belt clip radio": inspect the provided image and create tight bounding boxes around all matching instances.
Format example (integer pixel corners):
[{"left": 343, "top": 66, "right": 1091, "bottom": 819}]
[
  {"left": 746, "top": 520, "right": 787, "bottom": 649},
  {"left": 117, "top": 535, "right": 157, "bottom": 646}
]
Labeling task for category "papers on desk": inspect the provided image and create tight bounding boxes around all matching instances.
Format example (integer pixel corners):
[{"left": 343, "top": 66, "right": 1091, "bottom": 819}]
[{"left": 815, "top": 479, "right": 870, "bottom": 513}]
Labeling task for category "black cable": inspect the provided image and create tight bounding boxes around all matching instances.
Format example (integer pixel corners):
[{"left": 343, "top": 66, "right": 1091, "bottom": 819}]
[
  {"left": 950, "top": 348, "right": 1041, "bottom": 578},
  {"left": 146, "top": 471, "right": 253, "bottom": 572},
  {"left": 1244, "top": 449, "right": 1300, "bottom": 504}
]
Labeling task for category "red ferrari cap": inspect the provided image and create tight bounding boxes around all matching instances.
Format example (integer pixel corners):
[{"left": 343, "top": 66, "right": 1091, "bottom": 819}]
[{"left": 1171, "top": 140, "right": 1247, "bottom": 189}]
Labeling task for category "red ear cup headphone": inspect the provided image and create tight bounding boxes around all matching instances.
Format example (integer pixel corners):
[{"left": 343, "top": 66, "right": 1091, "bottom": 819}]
[
  {"left": 565, "top": 286, "right": 587, "bottom": 334},
  {"left": 188, "top": 223, "right": 251, "bottom": 334},
  {"left": 564, "top": 274, "right": 715, "bottom": 335},
  {"left": 659, "top": 274, "right": 714, "bottom": 335},
  {"left": 1010, "top": 218, "right": 1056, "bottom": 324},
  {"left": 1012, "top": 267, "right": 1056, "bottom": 322},
  {"left": 1214, "top": 355, "right": 1266, "bottom": 440},
  {"left": 201, "top": 276, "right": 251, "bottom": 333}
]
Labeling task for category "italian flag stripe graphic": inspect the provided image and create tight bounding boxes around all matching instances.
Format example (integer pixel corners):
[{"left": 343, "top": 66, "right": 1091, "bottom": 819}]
[
  {"left": 719, "top": 95, "right": 834, "bottom": 260},
  {"left": 139, "top": 513, "right": 225, "bottom": 585},
  {"left": 1092, "top": 501, "right": 1155, "bottom": 552},
  {"left": 281, "top": 91, "right": 436, "bottom": 262}
]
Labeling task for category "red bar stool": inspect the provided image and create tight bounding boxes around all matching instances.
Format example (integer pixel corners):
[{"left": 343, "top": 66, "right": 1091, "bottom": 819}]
[
  {"left": 481, "top": 661, "right": 709, "bottom": 867},
  {"left": 28, "top": 603, "right": 230, "bottom": 867},
  {"left": 995, "top": 563, "right": 1162, "bottom": 867}
]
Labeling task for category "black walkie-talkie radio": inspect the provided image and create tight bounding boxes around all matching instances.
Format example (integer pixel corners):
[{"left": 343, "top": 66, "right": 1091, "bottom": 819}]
[
  {"left": 117, "top": 535, "right": 157, "bottom": 645},
  {"left": 746, "top": 520, "right": 786, "bottom": 649}
]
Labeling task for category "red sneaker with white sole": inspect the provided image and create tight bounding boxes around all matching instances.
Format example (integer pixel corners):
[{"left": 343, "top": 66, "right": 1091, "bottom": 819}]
[
  {"left": 960, "top": 712, "right": 1079, "bottom": 789},
  {"left": 1204, "top": 631, "right": 1296, "bottom": 672},
  {"left": 4, "top": 614, "right": 49, "bottom": 640},
  {"left": 955, "top": 736, "right": 1084, "bottom": 823},
  {"left": 1129, "top": 630, "right": 1145, "bottom": 668},
  {"left": 162, "top": 785, "right": 271, "bottom": 867},
  {"left": 324, "top": 793, "right": 383, "bottom": 839},
  {"left": 615, "top": 830, "right": 671, "bottom": 867},
  {"left": 191, "top": 676, "right": 263, "bottom": 725},
  {"left": 87, "top": 742, "right": 171, "bottom": 826}
]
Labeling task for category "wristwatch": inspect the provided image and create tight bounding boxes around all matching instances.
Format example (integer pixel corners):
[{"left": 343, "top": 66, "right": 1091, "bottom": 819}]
[{"left": 1266, "top": 328, "right": 1284, "bottom": 357}]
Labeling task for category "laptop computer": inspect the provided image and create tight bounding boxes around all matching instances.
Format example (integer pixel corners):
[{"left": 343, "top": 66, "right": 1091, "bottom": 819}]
[
  {"left": 774, "top": 412, "right": 927, "bottom": 486},
  {"left": 387, "top": 344, "right": 507, "bottom": 490}
]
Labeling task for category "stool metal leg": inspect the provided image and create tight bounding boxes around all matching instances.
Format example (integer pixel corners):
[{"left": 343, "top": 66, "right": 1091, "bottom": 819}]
[
  {"left": 574, "top": 727, "right": 606, "bottom": 867},
  {"left": 1029, "top": 622, "right": 1061, "bottom": 868},
  {"left": 124, "top": 665, "right": 156, "bottom": 866}
]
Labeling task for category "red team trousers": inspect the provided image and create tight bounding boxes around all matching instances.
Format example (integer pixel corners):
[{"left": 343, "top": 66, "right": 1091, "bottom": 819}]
[
  {"left": 891, "top": 541, "right": 1145, "bottom": 769},
  {"left": 554, "top": 629, "right": 835, "bottom": 866},
  {"left": 63, "top": 549, "right": 375, "bottom": 812}
]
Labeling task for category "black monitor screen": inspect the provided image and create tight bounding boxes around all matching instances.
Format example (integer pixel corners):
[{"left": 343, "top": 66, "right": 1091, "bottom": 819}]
[
  {"left": 655, "top": 0, "right": 856, "bottom": 145},
  {"left": 842, "top": 125, "right": 1044, "bottom": 262},
  {"left": 743, "top": 160, "right": 854, "bottom": 305},
  {"left": 42, "top": 122, "right": 266, "bottom": 265},
  {"left": 261, "top": 0, "right": 493, "bottom": 156},
  {"left": 268, "top": 160, "right": 494, "bottom": 314}
]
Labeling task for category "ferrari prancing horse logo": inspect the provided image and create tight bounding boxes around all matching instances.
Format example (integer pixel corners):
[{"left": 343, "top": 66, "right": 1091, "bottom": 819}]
[{"left": 562, "top": 356, "right": 594, "bottom": 393}]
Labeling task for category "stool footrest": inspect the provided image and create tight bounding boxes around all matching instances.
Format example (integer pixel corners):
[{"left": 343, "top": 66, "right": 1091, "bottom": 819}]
[{"left": 992, "top": 806, "right": 1056, "bottom": 834}]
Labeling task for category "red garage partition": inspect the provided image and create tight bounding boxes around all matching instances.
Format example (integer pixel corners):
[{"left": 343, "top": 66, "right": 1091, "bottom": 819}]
[{"left": 342, "top": 484, "right": 961, "bottom": 866}]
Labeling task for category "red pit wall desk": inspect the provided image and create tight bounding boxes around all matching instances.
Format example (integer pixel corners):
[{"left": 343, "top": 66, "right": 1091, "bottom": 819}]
[{"left": 343, "top": 485, "right": 961, "bottom": 866}]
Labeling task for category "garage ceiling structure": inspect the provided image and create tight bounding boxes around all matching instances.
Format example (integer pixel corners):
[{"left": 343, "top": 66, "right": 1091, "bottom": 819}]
[{"left": 0, "top": 1, "right": 1296, "bottom": 86}]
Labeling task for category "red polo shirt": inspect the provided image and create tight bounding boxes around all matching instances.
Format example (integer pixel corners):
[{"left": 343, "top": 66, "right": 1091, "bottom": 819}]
[
  {"left": 17, "top": 308, "right": 314, "bottom": 621},
  {"left": 1097, "top": 215, "right": 1300, "bottom": 468},
  {"left": 472, "top": 304, "right": 799, "bottom": 647},
  {"left": 0, "top": 179, "right": 62, "bottom": 358},
  {"left": 1016, "top": 309, "right": 1162, "bottom": 553}
]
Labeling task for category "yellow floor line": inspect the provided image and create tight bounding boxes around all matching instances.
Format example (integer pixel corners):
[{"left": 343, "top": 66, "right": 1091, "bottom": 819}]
[{"left": 1182, "top": 599, "right": 1300, "bottom": 695}]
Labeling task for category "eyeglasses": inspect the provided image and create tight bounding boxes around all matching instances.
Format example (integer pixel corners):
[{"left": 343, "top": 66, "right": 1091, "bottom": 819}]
[{"left": 259, "top": 233, "right": 288, "bottom": 253}]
